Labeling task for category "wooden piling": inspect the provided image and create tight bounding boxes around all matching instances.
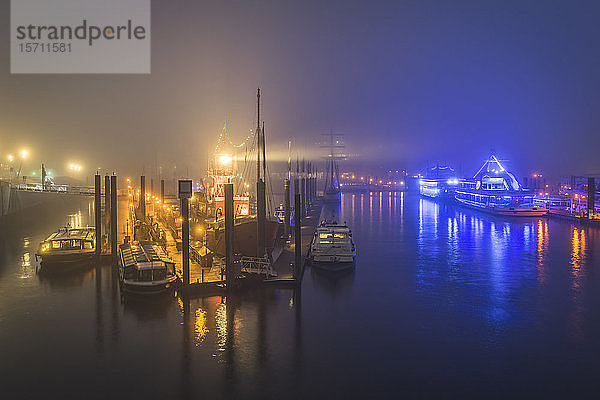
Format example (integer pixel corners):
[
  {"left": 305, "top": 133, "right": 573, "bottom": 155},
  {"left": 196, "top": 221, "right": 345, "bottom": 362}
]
[
  {"left": 284, "top": 178, "right": 291, "bottom": 238},
  {"left": 104, "top": 175, "right": 110, "bottom": 241},
  {"left": 294, "top": 192, "right": 302, "bottom": 283},
  {"left": 588, "top": 177, "right": 596, "bottom": 218},
  {"left": 160, "top": 179, "right": 165, "bottom": 203},
  {"left": 181, "top": 195, "right": 189, "bottom": 286},
  {"left": 140, "top": 175, "right": 146, "bottom": 222},
  {"left": 225, "top": 183, "right": 235, "bottom": 287},
  {"left": 110, "top": 175, "right": 117, "bottom": 264},
  {"left": 94, "top": 174, "right": 101, "bottom": 257},
  {"left": 301, "top": 159, "right": 306, "bottom": 218}
]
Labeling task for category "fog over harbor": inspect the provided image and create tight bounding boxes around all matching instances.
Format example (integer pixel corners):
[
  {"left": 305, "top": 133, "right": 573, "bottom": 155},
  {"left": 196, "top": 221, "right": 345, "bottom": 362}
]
[{"left": 2, "top": 0, "right": 600, "bottom": 179}]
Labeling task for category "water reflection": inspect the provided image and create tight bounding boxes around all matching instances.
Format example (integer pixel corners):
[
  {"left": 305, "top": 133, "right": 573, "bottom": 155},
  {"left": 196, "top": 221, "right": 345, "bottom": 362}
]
[
  {"left": 37, "top": 263, "right": 96, "bottom": 289},
  {"left": 309, "top": 267, "right": 355, "bottom": 295},
  {"left": 4, "top": 192, "right": 600, "bottom": 397},
  {"left": 415, "top": 197, "right": 549, "bottom": 328},
  {"left": 194, "top": 307, "right": 209, "bottom": 345},
  {"left": 122, "top": 291, "right": 176, "bottom": 322},
  {"left": 536, "top": 219, "right": 549, "bottom": 284},
  {"left": 570, "top": 227, "right": 586, "bottom": 283}
]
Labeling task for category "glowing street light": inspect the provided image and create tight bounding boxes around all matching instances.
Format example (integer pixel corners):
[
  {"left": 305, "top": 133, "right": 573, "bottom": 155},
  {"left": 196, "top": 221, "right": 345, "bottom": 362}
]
[
  {"left": 7, "top": 154, "right": 14, "bottom": 162},
  {"left": 218, "top": 154, "right": 233, "bottom": 166},
  {"left": 21, "top": 150, "right": 28, "bottom": 159}
]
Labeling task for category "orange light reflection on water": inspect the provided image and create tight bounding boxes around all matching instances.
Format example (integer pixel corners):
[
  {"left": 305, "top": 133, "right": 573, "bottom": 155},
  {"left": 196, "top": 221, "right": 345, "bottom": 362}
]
[
  {"left": 570, "top": 227, "right": 586, "bottom": 285},
  {"left": 536, "top": 219, "right": 548, "bottom": 284}
]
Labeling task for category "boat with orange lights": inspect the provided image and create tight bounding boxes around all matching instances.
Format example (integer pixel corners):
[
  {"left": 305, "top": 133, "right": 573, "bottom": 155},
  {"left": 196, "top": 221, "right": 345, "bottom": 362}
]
[
  {"left": 204, "top": 89, "right": 281, "bottom": 258},
  {"left": 35, "top": 227, "right": 96, "bottom": 270},
  {"left": 309, "top": 220, "right": 356, "bottom": 270}
]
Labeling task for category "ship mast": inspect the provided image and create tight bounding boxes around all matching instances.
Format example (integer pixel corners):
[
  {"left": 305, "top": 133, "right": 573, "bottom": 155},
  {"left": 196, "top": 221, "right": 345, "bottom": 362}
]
[
  {"left": 262, "top": 121, "right": 266, "bottom": 183},
  {"left": 256, "top": 88, "right": 266, "bottom": 257},
  {"left": 256, "top": 88, "right": 261, "bottom": 183}
]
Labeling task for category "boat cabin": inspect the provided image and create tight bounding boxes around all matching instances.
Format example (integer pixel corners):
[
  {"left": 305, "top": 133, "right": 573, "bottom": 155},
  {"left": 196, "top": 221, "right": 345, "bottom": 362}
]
[{"left": 39, "top": 228, "right": 95, "bottom": 253}]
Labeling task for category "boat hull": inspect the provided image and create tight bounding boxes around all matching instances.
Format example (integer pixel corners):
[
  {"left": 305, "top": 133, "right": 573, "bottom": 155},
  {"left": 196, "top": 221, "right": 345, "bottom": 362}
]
[
  {"left": 455, "top": 199, "right": 548, "bottom": 217},
  {"left": 310, "top": 258, "right": 355, "bottom": 272},
  {"left": 121, "top": 277, "right": 178, "bottom": 295},
  {"left": 207, "top": 219, "right": 280, "bottom": 257},
  {"left": 37, "top": 253, "right": 96, "bottom": 272}
]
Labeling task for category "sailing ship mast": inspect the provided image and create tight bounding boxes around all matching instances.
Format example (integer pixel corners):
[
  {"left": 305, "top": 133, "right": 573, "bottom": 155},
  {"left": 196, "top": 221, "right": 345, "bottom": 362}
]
[{"left": 256, "top": 88, "right": 266, "bottom": 257}]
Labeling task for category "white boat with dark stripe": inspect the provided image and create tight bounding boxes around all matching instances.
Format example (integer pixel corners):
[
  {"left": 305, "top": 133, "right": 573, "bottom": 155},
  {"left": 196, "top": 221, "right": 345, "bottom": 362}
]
[{"left": 118, "top": 240, "right": 178, "bottom": 294}]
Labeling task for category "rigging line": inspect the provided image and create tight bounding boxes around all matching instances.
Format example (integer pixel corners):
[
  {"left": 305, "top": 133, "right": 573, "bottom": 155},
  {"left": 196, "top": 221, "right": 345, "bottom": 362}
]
[
  {"left": 238, "top": 142, "right": 257, "bottom": 196},
  {"left": 265, "top": 161, "right": 275, "bottom": 217}
]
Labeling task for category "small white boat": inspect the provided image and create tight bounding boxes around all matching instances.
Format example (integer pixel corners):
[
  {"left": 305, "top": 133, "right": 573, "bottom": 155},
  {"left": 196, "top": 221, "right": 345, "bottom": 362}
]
[
  {"left": 35, "top": 227, "right": 96, "bottom": 270},
  {"left": 309, "top": 220, "right": 356, "bottom": 271},
  {"left": 118, "top": 241, "right": 178, "bottom": 294}
]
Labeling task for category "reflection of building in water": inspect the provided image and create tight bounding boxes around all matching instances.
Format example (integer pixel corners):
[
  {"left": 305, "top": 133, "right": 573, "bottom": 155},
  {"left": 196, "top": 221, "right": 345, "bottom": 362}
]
[
  {"left": 68, "top": 210, "right": 83, "bottom": 228},
  {"left": 569, "top": 226, "right": 587, "bottom": 341},
  {"left": 20, "top": 251, "right": 33, "bottom": 279},
  {"left": 194, "top": 308, "right": 208, "bottom": 345},
  {"left": 215, "top": 300, "right": 229, "bottom": 352},
  {"left": 418, "top": 198, "right": 439, "bottom": 240},
  {"left": 570, "top": 227, "right": 586, "bottom": 283},
  {"left": 535, "top": 219, "right": 549, "bottom": 284}
]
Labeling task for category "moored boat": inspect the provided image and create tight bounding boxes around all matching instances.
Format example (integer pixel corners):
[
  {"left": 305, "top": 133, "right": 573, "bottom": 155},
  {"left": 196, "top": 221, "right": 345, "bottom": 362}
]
[
  {"left": 419, "top": 165, "right": 459, "bottom": 200},
  {"left": 118, "top": 240, "right": 178, "bottom": 294},
  {"left": 35, "top": 227, "right": 96, "bottom": 270},
  {"left": 309, "top": 220, "right": 356, "bottom": 271},
  {"left": 454, "top": 155, "right": 548, "bottom": 217}
]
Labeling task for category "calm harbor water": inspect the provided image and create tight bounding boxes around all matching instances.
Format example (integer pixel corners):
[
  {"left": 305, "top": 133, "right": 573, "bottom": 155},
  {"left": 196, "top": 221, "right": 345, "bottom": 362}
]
[{"left": 1, "top": 192, "right": 600, "bottom": 398}]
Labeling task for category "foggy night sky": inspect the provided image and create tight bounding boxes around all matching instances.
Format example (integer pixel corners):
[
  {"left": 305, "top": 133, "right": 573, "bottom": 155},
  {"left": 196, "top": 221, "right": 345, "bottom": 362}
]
[{"left": 1, "top": 0, "right": 600, "bottom": 180}]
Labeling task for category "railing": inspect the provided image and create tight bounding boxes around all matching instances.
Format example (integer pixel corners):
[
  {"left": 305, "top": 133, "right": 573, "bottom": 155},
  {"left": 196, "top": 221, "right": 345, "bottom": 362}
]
[
  {"left": 238, "top": 255, "right": 277, "bottom": 277},
  {"left": 211, "top": 255, "right": 277, "bottom": 278},
  {"left": 12, "top": 183, "right": 95, "bottom": 195}
]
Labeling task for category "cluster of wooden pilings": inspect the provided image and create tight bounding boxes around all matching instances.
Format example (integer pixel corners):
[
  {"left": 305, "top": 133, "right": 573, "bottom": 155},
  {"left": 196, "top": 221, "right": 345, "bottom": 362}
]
[{"left": 91, "top": 165, "right": 320, "bottom": 295}]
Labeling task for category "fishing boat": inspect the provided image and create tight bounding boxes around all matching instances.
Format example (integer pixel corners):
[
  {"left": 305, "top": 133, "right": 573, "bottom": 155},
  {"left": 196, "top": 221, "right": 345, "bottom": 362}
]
[
  {"left": 309, "top": 220, "right": 356, "bottom": 271},
  {"left": 118, "top": 240, "right": 178, "bottom": 294},
  {"left": 35, "top": 227, "right": 96, "bottom": 270},
  {"left": 419, "top": 165, "right": 459, "bottom": 200},
  {"left": 204, "top": 89, "right": 281, "bottom": 258},
  {"left": 454, "top": 155, "right": 548, "bottom": 217},
  {"left": 206, "top": 215, "right": 280, "bottom": 257}
]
